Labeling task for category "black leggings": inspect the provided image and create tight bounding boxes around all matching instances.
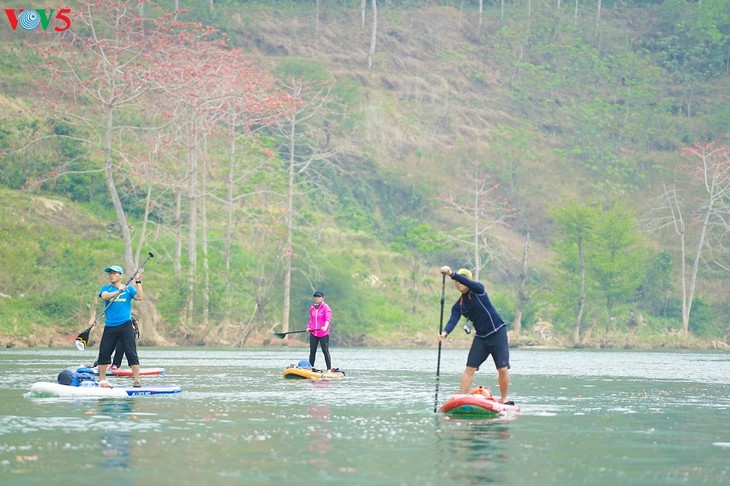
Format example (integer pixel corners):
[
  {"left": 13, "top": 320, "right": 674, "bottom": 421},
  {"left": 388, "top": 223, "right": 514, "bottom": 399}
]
[{"left": 309, "top": 334, "right": 331, "bottom": 370}]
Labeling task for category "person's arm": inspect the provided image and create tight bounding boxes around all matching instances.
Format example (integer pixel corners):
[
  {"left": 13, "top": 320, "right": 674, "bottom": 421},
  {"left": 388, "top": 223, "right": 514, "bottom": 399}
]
[
  {"left": 440, "top": 303, "right": 461, "bottom": 337},
  {"left": 450, "top": 271, "right": 485, "bottom": 294},
  {"left": 132, "top": 269, "right": 144, "bottom": 301},
  {"left": 322, "top": 305, "right": 332, "bottom": 332},
  {"left": 100, "top": 286, "right": 124, "bottom": 301}
]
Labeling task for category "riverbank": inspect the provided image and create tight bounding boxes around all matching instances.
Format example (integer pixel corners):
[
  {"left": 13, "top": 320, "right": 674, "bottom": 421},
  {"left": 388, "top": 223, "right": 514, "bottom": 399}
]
[{"left": 2, "top": 328, "right": 728, "bottom": 351}]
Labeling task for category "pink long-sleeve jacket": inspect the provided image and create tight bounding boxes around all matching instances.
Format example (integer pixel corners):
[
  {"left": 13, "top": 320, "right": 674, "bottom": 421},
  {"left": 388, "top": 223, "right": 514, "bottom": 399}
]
[{"left": 308, "top": 302, "right": 332, "bottom": 338}]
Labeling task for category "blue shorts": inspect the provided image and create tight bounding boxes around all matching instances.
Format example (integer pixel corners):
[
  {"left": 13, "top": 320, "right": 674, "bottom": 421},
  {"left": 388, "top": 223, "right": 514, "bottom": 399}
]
[{"left": 466, "top": 325, "right": 510, "bottom": 370}]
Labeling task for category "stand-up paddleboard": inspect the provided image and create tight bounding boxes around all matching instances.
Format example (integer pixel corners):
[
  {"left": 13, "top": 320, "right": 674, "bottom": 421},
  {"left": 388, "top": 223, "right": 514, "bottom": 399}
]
[
  {"left": 283, "top": 363, "right": 345, "bottom": 380},
  {"left": 76, "top": 367, "right": 165, "bottom": 377},
  {"left": 439, "top": 386, "right": 520, "bottom": 418},
  {"left": 28, "top": 382, "right": 182, "bottom": 398}
]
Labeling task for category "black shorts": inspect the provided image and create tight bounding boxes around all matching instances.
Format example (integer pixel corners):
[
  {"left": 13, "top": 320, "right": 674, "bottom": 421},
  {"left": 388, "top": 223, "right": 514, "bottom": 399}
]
[
  {"left": 466, "top": 326, "right": 510, "bottom": 370},
  {"left": 98, "top": 321, "right": 139, "bottom": 366}
]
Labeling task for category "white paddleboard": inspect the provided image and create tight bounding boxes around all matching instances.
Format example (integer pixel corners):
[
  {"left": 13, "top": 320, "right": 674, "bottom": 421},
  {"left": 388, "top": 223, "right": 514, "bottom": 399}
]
[{"left": 28, "top": 382, "right": 182, "bottom": 398}]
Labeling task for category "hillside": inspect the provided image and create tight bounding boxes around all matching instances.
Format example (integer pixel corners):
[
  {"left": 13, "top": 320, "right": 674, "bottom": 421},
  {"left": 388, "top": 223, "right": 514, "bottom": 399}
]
[{"left": 1, "top": 0, "right": 729, "bottom": 349}]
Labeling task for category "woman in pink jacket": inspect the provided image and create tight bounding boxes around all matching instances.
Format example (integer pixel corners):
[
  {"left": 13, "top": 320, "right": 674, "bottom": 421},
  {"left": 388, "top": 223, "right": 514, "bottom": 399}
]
[{"left": 307, "top": 290, "right": 333, "bottom": 370}]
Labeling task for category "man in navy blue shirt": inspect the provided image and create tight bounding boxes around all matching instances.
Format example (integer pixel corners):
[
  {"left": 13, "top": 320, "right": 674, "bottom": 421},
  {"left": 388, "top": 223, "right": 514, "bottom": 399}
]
[{"left": 438, "top": 265, "right": 512, "bottom": 404}]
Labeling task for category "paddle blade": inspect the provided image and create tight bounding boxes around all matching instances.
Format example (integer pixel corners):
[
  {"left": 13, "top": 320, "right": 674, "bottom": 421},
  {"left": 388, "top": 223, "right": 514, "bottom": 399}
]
[
  {"left": 75, "top": 327, "right": 92, "bottom": 351},
  {"left": 273, "top": 329, "right": 308, "bottom": 338}
]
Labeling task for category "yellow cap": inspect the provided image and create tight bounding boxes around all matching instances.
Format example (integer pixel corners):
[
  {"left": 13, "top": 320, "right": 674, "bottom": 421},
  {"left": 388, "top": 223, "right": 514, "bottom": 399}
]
[{"left": 457, "top": 268, "right": 473, "bottom": 280}]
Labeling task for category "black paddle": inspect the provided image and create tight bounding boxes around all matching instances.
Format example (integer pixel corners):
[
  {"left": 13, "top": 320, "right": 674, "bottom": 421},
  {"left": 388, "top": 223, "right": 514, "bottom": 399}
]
[
  {"left": 273, "top": 328, "right": 320, "bottom": 339},
  {"left": 75, "top": 252, "right": 154, "bottom": 351},
  {"left": 434, "top": 274, "right": 446, "bottom": 413}
]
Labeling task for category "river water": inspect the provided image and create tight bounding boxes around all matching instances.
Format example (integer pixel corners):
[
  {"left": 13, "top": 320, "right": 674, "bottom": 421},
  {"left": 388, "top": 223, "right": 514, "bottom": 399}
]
[{"left": 1, "top": 347, "right": 729, "bottom": 485}]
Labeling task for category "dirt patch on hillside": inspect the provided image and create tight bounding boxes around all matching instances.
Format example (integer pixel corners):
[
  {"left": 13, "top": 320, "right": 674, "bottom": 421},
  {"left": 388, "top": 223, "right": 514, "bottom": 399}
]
[{"left": 29, "top": 195, "right": 105, "bottom": 239}]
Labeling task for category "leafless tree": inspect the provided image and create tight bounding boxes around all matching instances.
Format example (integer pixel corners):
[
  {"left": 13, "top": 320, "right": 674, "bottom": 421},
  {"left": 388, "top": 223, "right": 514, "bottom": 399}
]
[
  {"left": 273, "top": 79, "right": 351, "bottom": 336},
  {"left": 512, "top": 232, "right": 538, "bottom": 335},
  {"left": 645, "top": 143, "right": 730, "bottom": 333},
  {"left": 437, "top": 160, "right": 512, "bottom": 281}
]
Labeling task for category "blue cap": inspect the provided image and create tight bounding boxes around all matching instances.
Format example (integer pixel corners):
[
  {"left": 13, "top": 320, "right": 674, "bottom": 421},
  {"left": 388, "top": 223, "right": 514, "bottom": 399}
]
[
  {"left": 104, "top": 265, "right": 124, "bottom": 274},
  {"left": 313, "top": 290, "right": 324, "bottom": 297}
]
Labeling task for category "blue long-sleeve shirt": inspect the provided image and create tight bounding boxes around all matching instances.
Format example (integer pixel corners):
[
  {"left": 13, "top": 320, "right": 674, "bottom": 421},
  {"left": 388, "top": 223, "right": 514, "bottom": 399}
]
[{"left": 443, "top": 272, "right": 505, "bottom": 337}]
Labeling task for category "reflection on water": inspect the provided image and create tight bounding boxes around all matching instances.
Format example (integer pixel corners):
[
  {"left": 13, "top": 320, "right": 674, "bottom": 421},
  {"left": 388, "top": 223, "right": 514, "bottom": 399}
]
[
  {"left": 97, "top": 400, "right": 133, "bottom": 473},
  {"left": 436, "top": 418, "right": 512, "bottom": 484},
  {"left": 306, "top": 406, "right": 331, "bottom": 469}
]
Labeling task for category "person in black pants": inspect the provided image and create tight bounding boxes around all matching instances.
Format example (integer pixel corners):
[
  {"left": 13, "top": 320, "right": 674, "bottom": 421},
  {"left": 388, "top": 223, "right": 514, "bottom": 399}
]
[{"left": 307, "top": 290, "right": 333, "bottom": 371}]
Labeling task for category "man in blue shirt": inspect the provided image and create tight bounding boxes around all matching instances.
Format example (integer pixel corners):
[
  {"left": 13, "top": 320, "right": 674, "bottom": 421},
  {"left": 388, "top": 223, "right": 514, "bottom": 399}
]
[
  {"left": 438, "top": 265, "right": 512, "bottom": 405},
  {"left": 97, "top": 264, "right": 144, "bottom": 387}
]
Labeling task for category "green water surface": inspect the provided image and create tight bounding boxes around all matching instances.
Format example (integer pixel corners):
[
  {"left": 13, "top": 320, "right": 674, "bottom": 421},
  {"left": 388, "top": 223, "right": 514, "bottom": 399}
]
[{"left": 1, "top": 347, "right": 729, "bottom": 485}]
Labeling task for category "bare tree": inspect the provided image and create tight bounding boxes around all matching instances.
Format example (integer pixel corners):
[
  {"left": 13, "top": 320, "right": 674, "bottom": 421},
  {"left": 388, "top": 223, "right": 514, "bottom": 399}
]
[
  {"left": 36, "top": 0, "right": 176, "bottom": 270},
  {"left": 209, "top": 61, "right": 290, "bottom": 339},
  {"left": 512, "top": 232, "right": 538, "bottom": 335},
  {"left": 273, "top": 79, "right": 350, "bottom": 336},
  {"left": 437, "top": 160, "right": 512, "bottom": 281},
  {"left": 551, "top": 200, "right": 596, "bottom": 345},
  {"left": 645, "top": 143, "right": 730, "bottom": 334}
]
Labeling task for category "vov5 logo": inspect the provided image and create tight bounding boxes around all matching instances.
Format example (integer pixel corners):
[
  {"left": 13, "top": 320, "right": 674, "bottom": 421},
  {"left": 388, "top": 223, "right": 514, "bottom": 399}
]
[{"left": 4, "top": 8, "right": 71, "bottom": 32}]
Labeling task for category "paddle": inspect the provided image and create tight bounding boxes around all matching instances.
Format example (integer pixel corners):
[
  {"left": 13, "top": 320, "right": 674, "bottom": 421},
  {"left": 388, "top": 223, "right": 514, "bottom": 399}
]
[
  {"left": 75, "top": 252, "right": 154, "bottom": 351},
  {"left": 434, "top": 274, "right": 446, "bottom": 413},
  {"left": 273, "top": 328, "right": 320, "bottom": 339}
]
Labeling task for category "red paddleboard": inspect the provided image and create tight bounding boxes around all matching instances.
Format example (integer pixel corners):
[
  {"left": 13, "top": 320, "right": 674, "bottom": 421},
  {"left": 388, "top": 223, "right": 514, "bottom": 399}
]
[
  {"left": 76, "top": 367, "right": 165, "bottom": 377},
  {"left": 439, "top": 386, "right": 520, "bottom": 418}
]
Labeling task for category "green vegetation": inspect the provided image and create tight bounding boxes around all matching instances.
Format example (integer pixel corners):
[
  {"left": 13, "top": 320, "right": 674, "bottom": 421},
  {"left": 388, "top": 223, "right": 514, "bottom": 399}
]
[{"left": 1, "top": 0, "right": 729, "bottom": 349}]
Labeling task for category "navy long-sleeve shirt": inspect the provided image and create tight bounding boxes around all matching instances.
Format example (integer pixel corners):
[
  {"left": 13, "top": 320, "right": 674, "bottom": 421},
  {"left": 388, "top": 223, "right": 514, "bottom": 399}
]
[{"left": 443, "top": 272, "right": 505, "bottom": 337}]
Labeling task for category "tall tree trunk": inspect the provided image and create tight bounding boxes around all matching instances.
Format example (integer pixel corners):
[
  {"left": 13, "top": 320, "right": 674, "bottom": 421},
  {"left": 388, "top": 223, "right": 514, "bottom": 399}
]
[
  {"left": 282, "top": 112, "right": 297, "bottom": 337},
  {"left": 174, "top": 188, "right": 183, "bottom": 274},
  {"left": 201, "top": 134, "right": 210, "bottom": 335},
  {"left": 685, "top": 203, "right": 713, "bottom": 333},
  {"left": 410, "top": 258, "right": 420, "bottom": 314},
  {"left": 134, "top": 185, "right": 152, "bottom": 265},
  {"left": 185, "top": 114, "right": 198, "bottom": 328},
  {"left": 315, "top": 0, "right": 320, "bottom": 33},
  {"left": 224, "top": 123, "right": 236, "bottom": 324},
  {"left": 367, "top": 0, "right": 378, "bottom": 70},
  {"left": 512, "top": 233, "right": 532, "bottom": 335},
  {"left": 573, "top": 235, "right": 586, "bottom": 345},
  {"left": 103, "top": 107, "right": 133, "bottom": 269},
  {"left": 133, "top": 184, "right": 162, "bottom": 339},
  {"left": 473, "top": 193, "right": 481, "bottom": 281}
]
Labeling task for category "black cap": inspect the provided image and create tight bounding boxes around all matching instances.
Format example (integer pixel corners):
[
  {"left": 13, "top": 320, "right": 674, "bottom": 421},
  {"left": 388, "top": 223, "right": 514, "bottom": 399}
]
[{"left": 313, "top": 290, "right": 324, "bottom": 297}]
